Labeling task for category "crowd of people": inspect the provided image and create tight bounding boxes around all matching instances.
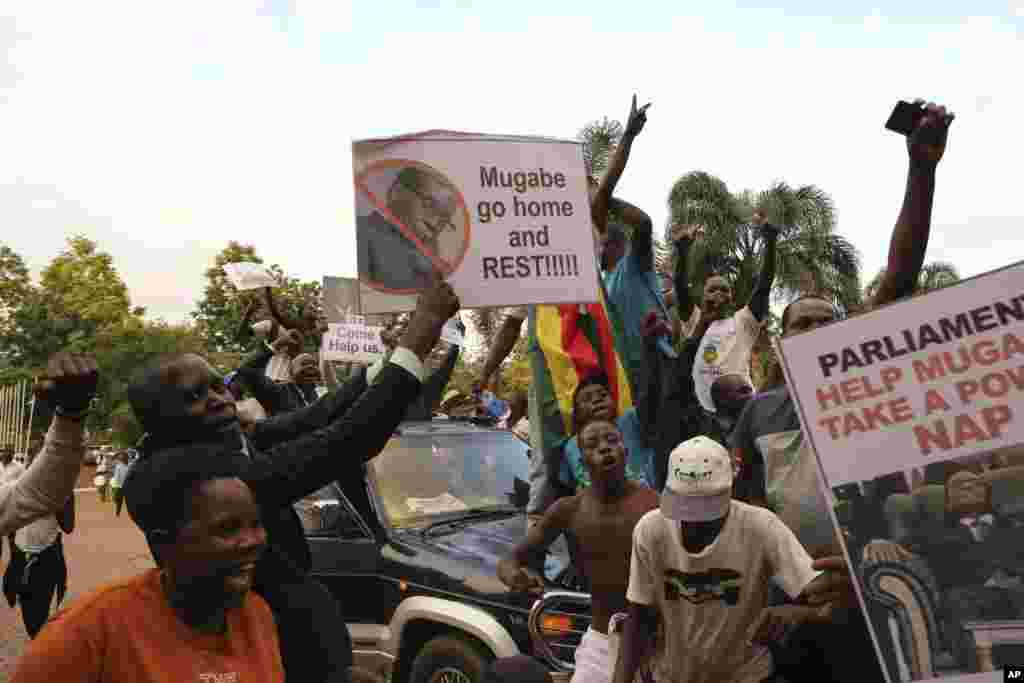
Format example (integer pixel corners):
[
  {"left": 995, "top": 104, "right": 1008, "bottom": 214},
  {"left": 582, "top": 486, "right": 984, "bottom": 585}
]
[{"left": 0, "top": 93, "right": 979, "bottom": 683}]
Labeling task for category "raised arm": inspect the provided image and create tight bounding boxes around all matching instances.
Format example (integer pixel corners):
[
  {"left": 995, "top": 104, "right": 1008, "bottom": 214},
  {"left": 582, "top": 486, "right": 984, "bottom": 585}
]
[
  {"left": 610, "top": 197, "right": 655, "bottom": 273},
  {"left": 591, "top": 95, "right": 650, "bottom": 236},
  {"left": 669, "top": 223, "right": 703, "bottom": 325},
  {"left": 422, "top": 343, "right": 461, "bottom": 416},
  {"left": 234, "top": 298, "right": 261, "bottom": 344},
  {"left": 249, "top": 366, "right": 368, "bottom": 450},
  {"left": 0, "top": 354, "right": 95, "bottom": 538},
  {"left": 497, "top": 497, "right": 574, "bottom": 592},
  {"left": 245, "top": 279, "right": 459, "bottom": 509},
  {"left": 868, "top": 100, "right": 954, "bottom": 309},
  {"left": 260, "top": 286, "right": 307, "bottom": 333},
  {"left": 746, "top": 211, "right": 779, "bottom": 322}
]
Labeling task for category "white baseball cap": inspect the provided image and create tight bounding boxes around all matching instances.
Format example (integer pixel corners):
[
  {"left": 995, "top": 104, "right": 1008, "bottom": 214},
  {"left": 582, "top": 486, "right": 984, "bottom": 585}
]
[{"left": 661, "top": 436, "right": 733, "bottom": 522}]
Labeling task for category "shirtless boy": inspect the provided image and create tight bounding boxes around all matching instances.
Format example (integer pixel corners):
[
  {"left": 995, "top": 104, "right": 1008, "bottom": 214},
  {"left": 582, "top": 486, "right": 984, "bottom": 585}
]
[{"left": 497, "top": 418, "right": 658, "bottom": 683}]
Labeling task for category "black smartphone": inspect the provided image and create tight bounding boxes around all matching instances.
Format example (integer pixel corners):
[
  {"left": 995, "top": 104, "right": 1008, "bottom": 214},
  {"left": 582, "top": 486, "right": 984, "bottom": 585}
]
[{"left": 885, "top": 100, "right": 926, "bottom": 135}]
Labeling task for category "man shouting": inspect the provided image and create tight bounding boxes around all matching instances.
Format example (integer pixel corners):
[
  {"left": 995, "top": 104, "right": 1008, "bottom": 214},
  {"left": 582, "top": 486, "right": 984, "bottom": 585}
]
[{"left": 125, "top": 278, "right": 459, "bottom": 683}]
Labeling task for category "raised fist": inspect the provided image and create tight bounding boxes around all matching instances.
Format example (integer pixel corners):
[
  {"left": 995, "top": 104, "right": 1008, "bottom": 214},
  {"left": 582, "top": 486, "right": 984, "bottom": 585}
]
[
  {"left": 35, "top": 352, "right": 99, "bottom": 414},
  {"left": 415, "top": 275, "right": 460, "bottom": 323},
  {"left": 906, "top": 99, "right": 954, "bottom": 166}
]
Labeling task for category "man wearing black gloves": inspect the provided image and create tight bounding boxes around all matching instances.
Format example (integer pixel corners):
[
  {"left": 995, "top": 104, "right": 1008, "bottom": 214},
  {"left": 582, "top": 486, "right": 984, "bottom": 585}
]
[{"left": 124, "top": 277, "right": 460, "bottom": 683}]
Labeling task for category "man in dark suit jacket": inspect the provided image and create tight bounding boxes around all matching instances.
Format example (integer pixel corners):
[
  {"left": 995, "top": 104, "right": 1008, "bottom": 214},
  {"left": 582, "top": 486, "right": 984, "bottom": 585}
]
[
  {"left": 358, "top": 167, "right": 457, "bottom": 292},
  {"left": 124, "top": 279, "right": 459, "bottom": 683},
  {"left": 895, "top": 468, "right": 1024, "bottom": 670}
]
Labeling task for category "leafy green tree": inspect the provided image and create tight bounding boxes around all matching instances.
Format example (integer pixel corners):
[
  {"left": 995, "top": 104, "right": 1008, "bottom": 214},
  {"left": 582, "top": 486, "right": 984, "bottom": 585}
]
[
  {"left": 0, "top": 245, "right": 32, "bottom": 338},
  {"left": 667, "top": 172, "right": 862, "bottom": 313},
  {"left": 40, "top": 236, "right": 142, "bottom": 325},
  {"left": 864, "top": 261, "right": 960, "bottom": 301},
  {"left": 0, "top": 238, "right": 139, "bottom": 370}
]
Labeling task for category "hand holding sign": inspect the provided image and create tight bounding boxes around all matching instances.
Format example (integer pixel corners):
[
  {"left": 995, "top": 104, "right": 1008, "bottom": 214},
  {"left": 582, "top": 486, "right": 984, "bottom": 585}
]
[
  {"left": 222, "top": 262, "right": 278, "bottom": 291},
  {"left": 400, "top": 274, "right": 461, "bottom": 361}
]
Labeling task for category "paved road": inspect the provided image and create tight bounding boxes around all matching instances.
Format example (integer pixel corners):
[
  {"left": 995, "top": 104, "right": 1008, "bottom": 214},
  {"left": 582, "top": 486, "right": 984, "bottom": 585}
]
[{"left": 0, "top": 467, "right": 153, "bottom": 682}]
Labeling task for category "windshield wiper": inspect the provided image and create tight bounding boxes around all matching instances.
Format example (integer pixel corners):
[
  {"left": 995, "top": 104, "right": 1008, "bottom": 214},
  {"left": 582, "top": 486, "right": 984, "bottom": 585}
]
[{"left": 420, "top": 505, "right": 521, "bottom": 537}]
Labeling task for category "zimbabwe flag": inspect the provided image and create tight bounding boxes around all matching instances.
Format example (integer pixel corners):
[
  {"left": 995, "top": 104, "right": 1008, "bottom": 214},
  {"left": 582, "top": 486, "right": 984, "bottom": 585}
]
[{"left": 527, "top": 284, "right": 633, "bottom": 453}]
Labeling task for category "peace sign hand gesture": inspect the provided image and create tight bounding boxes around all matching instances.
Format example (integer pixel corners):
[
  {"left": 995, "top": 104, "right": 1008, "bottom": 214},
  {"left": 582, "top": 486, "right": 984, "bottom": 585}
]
[{"left": 625, "top": 94, "right": 652, "bottom": 137}]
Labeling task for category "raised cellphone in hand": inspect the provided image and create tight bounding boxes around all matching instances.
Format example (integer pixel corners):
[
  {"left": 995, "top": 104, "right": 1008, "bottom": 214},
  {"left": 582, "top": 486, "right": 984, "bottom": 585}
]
[{"left": 884, "top": 100, "right": 926, "bottom": 136}]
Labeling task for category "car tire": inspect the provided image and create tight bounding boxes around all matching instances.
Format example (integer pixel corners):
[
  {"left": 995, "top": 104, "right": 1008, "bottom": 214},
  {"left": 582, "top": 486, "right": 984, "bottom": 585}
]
[{"left": 408, "top": 634, "right": 492, "bottom": 683}]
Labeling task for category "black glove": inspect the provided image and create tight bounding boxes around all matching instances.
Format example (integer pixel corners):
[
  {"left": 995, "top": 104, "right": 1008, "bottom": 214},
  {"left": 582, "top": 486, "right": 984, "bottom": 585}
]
[{"left": 36, "top": 352, "right": 99, "bottom": 414}]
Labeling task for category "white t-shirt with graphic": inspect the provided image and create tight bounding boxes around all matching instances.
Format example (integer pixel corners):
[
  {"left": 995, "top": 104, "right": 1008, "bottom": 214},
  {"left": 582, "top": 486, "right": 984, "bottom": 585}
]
[
  {"left": 692, "top": 305, "right": 761, "bottom": 413},
  {"left": 626, "top": 501, "right": 819, "bottom": 683}
]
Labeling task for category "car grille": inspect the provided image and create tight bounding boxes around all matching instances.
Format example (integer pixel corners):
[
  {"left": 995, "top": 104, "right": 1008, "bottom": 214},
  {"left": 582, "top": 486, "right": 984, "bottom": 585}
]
[{"left": 528, "top": 591, "right": 592, "bottom": 672}]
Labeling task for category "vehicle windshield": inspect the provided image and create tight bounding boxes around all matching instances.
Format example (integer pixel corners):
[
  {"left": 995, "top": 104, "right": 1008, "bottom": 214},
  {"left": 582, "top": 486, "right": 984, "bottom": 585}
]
[{"left": 370, "top": 425, "right": 530, "bottom": 528}]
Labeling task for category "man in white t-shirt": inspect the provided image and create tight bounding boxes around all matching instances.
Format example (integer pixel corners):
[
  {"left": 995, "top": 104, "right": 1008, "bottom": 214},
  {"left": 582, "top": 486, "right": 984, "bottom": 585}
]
[
  {"left": 613, "top": 437, "right": 836, "bottom": 683},
  {"left": 671, "top": 216, "right": 779, "bottom": 415}
]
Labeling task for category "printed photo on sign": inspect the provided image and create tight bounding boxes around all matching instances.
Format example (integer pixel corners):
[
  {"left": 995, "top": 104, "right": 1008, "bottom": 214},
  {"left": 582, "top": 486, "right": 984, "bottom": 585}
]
[
  {"left": 355, "top": 159, "right": 471, "bottom": 295},
  {"left": 776, "top": 260, "right": 1024, "bottom": 683},
  {"left": 830, "top": 447, "right": 1024, "bottom": 680},
  {"left": 352, "top": 130, "right": 600, "bottom": 313}
]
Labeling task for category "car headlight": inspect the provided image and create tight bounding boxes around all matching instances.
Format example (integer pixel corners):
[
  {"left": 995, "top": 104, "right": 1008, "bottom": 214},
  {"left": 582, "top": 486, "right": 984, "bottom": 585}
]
[{"left": 528, "top": 591, "right": 591, "bottom": 672}]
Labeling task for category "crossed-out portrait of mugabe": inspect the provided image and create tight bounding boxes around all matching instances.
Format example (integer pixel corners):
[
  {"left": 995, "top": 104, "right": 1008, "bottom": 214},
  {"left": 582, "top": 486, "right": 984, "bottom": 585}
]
[{"left": 357, "top": 166, "right": 459, "bottom": 292}]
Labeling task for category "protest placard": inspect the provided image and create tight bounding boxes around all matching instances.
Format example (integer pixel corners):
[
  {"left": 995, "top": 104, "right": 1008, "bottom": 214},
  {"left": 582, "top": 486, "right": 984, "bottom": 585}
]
[
  {"left": 223, "top": 262, "right": 278, "bottom": 291},
  {"left": 322, "top": 276, "right": 362, "bottom": 323},
  {"left": 320, "top": 320, "right": 385, "bottom": 364},
  {"left": 352, "top": 130, "right": 600, "bottom": 313},
  {"left": 777, "top": 261, "right": 1024, "bottom": 683}
]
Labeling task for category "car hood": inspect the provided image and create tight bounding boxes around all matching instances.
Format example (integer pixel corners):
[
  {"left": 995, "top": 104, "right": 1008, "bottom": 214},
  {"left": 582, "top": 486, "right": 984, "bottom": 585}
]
[{"left": 388, "top": 514, "right": 571, "bottom": 600}]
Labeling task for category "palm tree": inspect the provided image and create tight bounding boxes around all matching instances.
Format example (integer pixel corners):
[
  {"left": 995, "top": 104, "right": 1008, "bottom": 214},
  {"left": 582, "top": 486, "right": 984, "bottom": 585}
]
[
  {"left": 578, "top": 117, "right": 623, "bottom": 182},
  {"left": 667, "top": 171, "right": 863, "bottom": 313},
  {"left": 863, "top": 261, "right": 960, "bottom": 302}
]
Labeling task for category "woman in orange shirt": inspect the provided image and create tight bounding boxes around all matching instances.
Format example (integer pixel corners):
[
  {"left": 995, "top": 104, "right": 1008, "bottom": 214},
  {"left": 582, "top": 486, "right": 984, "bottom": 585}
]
[{"left": 12, "top": 444, "right": 282, "bottom": 683}]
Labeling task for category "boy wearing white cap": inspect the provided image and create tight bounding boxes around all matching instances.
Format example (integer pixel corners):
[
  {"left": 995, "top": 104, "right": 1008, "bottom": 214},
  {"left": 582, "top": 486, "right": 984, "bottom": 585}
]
[{"left": 614, "top": 436, "right": 836, "bottom": 683}]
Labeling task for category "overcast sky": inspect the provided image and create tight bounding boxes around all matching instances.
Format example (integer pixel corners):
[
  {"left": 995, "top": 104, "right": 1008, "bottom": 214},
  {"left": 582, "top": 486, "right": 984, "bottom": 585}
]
[{"left": 2, "top": 2, "right": 1022, "bottom": 323}]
